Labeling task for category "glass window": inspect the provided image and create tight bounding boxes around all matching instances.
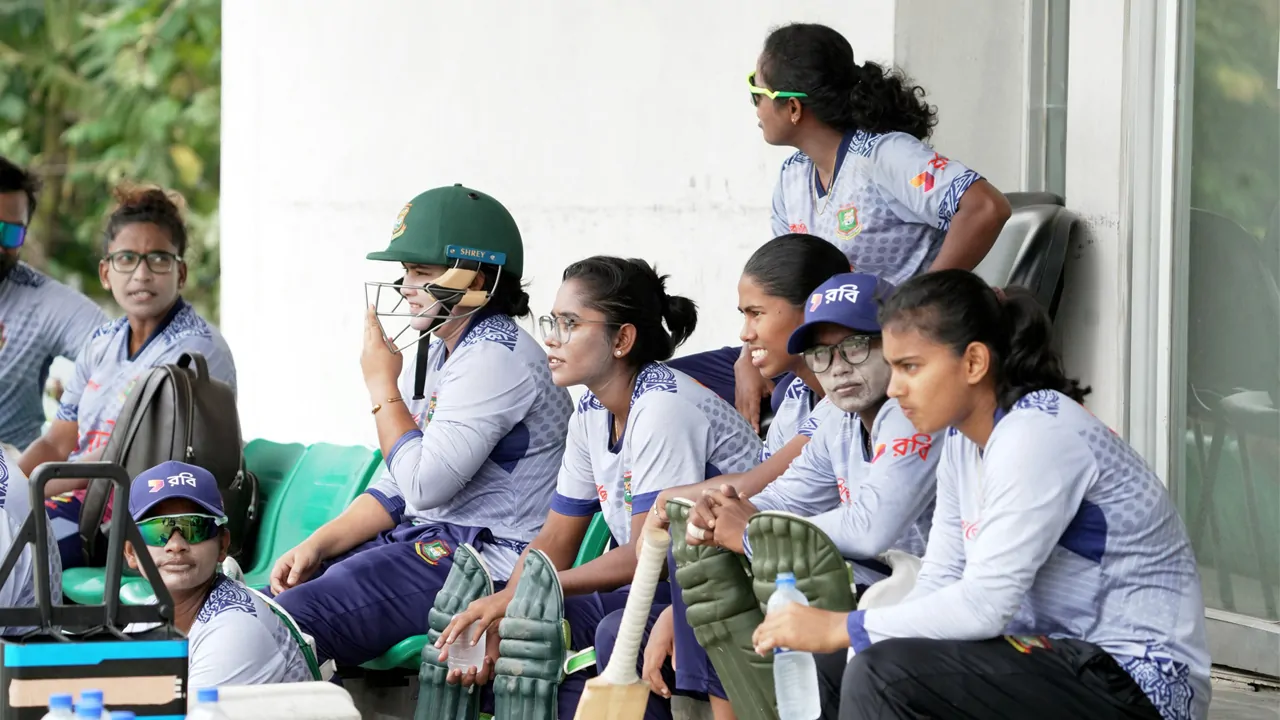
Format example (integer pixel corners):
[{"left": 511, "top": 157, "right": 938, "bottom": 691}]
[{"left": 1176, "top": 0, "right": 1280, "bottom": 623}]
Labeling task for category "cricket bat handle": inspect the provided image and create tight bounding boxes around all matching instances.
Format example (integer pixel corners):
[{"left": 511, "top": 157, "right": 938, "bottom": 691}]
[{"left": 598, "top": 527, "right": 671, "bottom": 685}]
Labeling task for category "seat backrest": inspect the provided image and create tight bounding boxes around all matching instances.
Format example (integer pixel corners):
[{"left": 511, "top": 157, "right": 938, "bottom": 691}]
[
  {"left": 1006, "top": 191, "right": 1065, "bottom": 209},
  {"left": 1186, "top": 208, "right": 1280, "bottom": 405},
  {"left": 244, "top": 439, "right": 308, "bottom": 504},
  {"left": 972, "top": 204, "right": 1074, "bottom": 318},
  {"left": 241, "top": 443, "right": 382, "bottom": 587}
]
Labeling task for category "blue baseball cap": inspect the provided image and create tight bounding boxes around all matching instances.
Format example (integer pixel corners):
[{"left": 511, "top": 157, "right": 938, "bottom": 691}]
[
  {"left": 787, "top": 272, "right": 894, "bottom": 354},
  {"left": 129, "top": 461, "right": 226, "bottom": 521}
]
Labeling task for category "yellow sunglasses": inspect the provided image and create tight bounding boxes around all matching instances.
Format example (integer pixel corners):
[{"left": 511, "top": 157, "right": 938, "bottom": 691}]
[{"left": 748, "top": 71, "right": 808, "bottom": 106}]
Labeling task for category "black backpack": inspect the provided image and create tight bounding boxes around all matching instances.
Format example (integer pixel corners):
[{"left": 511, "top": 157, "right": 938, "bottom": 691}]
[{"left": 77, "top": 352, "right": 261, "bottom": 565}]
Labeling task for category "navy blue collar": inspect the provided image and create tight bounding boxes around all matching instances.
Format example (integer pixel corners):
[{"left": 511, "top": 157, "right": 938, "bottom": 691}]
[
  {"left": 126, "top": 297, "right": 186, "bottom": 361},
  {"left": 813, "top": 131, "right": 857, "bottom": 199}
]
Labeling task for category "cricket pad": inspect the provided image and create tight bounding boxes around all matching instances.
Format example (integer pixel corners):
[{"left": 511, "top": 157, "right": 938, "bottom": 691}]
[
  {"left": 746, "top": 511, "right": 857, "bottom": 613},
  {"left": 666, "top": 498, "right": 778, "bottom": 720},
  {"left": 493, "top": 549, "right": 567, "bottom": 720},
  {"left": 416, "top": 543, "right": 493, "bottom": 720}
]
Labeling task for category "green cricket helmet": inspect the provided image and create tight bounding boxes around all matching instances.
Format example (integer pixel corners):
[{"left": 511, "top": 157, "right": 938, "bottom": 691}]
[{"left": 365, "top": 184, "right": 524, "bottom": 353}]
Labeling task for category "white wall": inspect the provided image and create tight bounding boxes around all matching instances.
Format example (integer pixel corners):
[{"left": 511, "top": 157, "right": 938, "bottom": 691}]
[
  {"left": 220, "top": 0, "right": 897, "bottom": 445},
  {"left": 894, "top": 0, "right": 1028, "bottom": 192}
]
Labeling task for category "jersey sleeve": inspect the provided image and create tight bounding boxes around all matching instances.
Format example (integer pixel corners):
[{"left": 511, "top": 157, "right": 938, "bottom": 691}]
[
  {"left": 902, "top": 435, "right": 966, "bottom": 600},
  {"left": 55, "top": 338, "right": 100, "bottom": 423},
  {"left": 157, "top": 334, "right": 238, "bottom": 393},
  {"left": 187, "top": 611, "right": 291, "bottom": 689},
  {"left": 770, "top": 166, "right": 790, "bottom": 238},
  {"left": 624, "top": 393, "right": 713, "bottom": 516},
  {"left": 751, "top": 420, "right": 839, "bottom": 516},
  {"left": 807, "top": 405, "right": 943, "bottom": 560},
  {"left": 550, "top": 409, "right": 600, "bottom": 517},
  {"left": 870, "top": 133, "right": 982, "bottom": 231},
  {"left": 378, "top": 344, "right": 539, "bottom": 515},
  {"left": 52, "top": 291, "right": 107, "bottom": 361},
  {"left": 846, "top": 414, "right": 1097, "bottom": 652}
]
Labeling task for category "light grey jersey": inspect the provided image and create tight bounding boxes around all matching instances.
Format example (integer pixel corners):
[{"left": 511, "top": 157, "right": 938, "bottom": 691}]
[
  {"left": 187, "top": 575, "right": 311, "bottom": 688},
  {"left": 849, "top": 391, "right": 1211, "bottom": 720},
  {"left": 0, "top": 262, "right": 107, "bottom": 448},
  {"left": 365, "top": 312, "right": 572, "bottom": 581},
  {"left": 771, "top": 130, "right": 981, "bottom": 284},
  {"left": 0, "top": 443, "right": 62, "bottom": 634},
  {"left": 552, "top": 363, "right": 760, "bottom": 546},
  {"left": 761, "top": 376, "right": 840, "bottom": 462},
  {"left": 751, "top": 398, "right": 941, "bottom": 586}
]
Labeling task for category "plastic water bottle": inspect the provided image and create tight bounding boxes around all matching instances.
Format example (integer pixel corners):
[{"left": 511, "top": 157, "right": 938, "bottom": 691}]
[
  {"left": 40, "top": 693, "right": 73, "bottom": 720},
  {"left": 446, "top": 616, "right": 488, "bottom": 674},
  {"left": 108, "top": 713, "right": 135, "bottom": 720},
  {"left": 76, "top": 690, "right": 103, "bottom": 715},
  {"left": 73, "top": 699, "right": 101, "bottom": 719},
  {"left": 768, "top": 572, "right": 821, "bottom": 719},
  {"left": 188, "top": 687, "right": 230, "bottom": 720}
]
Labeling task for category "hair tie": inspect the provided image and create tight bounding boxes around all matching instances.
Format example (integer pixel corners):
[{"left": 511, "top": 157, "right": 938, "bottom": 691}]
[{"left": 992, "top": 286, "right": 1007, "bottom": 304}]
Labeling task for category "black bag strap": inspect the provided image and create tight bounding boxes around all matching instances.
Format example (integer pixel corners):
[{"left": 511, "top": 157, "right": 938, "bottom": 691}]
[
  {"left": 412, "top": 332, "right": 430, "bottom": 400},
  {"left": 0, "top": 462, "right": 177, "bottom": 634},
  {"left": 77, "top": 366, "right": 173, "bottom": 563},
  {"left": 176, "top": 351, "right": 210, "bottom": 383}
]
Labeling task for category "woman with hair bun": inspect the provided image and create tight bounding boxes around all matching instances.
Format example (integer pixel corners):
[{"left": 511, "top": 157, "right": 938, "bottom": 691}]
[
  {"left": 674, "top": 22, "right": 1013, "bottom": 431},
  {"left": 436, "top": 256, "right": 761, "bottom": 720},
  {"left": 19, "top": 184, "right": 236, "bottom": 569}
]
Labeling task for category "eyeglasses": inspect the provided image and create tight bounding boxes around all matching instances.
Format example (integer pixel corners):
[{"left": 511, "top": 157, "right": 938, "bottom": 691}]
[
  {"left": 803, "top": 335, "right": 875, "bottom": 373},
  {"left": 538, "top": 314, "right": 619, "bottom": 344},
  {"left": 748, "top": 71, "right": 808, "bottom": 107},
  {"left": 135, "top": 513, "right": 225, "bottom": 547},
  {"left": 0, "top": 221, "right": 27, "bottom": 250},
  {"left": 105, "top": 250, "right": 182, "bottom": 274}
]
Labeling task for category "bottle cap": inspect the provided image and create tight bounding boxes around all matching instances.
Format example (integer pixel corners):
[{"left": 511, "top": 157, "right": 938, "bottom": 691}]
[{"left": 196, "top": 687, "right": 219, "bottom": 704}]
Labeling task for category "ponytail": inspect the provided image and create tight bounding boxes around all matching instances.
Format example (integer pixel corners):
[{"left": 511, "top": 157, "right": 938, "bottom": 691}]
[{"left": 877, "top": 269, "right": 1090, "bottom": 409}]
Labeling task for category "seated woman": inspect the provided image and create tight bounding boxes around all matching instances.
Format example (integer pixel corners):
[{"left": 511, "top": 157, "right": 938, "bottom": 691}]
[
  {"left": 437, "top": 256, "right": 762, "bottom": 720},
  {"left": 0, "top": 443, "right": 62, "bottom": 635},
  {"left": 752, "top": 270, "right": 1210, "bottom": 720},
  {"left": 271, "top": 185, "right": 572, "bottom": 670},
  {"left": 630, "top": 234, "right": 847, "bottom": 715},
  {"left": 643, "top": 273, "right": 944, "bottom": 719},
  {"left": 123, "top": 461, "right": 311, "bottom": 689},
  {"left": 670, "top": 21, "right": 1011, "bottom": 431},
  {"left": 18, "top": 186, "right": 236, "bottom": 569}
]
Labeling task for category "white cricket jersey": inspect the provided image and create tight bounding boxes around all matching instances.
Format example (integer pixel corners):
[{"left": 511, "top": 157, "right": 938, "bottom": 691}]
[
  {"left": 761, "top": 376, "right": 839, "bottom": 462},
  {"left": 771, "top": 130, "right": 982, "bottom": 284},
  {"left": 365, "top": 312, "right": 572, "bottom": 581},
  {"left": 551, "top": 363, "right": 760, "bottom": 546},
  {"left": 0, "top": 262, "right": 108, "bottom": 448},
  {"left": 57, "top": 298, "right": 236, "bottom": 461},
  {"left": 0, "top": 443, "right": 62, "bottom": 634},
  {"left": 129, "top": 574, "right": 311, "bottom": 689},
  {"left": 751, "top": 398, "right": 941, "bottom": 586},
  {"left": 847, "top": 390, "right": 1211, "bottom": 720}
]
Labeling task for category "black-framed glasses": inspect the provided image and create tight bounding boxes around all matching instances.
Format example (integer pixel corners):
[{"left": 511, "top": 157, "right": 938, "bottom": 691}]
[
  {"left": 104, "top": 250, "right": 182, "bottom": 274},
  {"left": 538, "top": 314, "right": 620, "bottom": 344},
  {"left": 803, "top": 335, "right": 875, "bottom": 373}
]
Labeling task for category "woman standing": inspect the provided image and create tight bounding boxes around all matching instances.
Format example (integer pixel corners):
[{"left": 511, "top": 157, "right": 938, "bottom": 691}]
[{"left": 672, "top": 22, "right": 1011, "bottom": 430}]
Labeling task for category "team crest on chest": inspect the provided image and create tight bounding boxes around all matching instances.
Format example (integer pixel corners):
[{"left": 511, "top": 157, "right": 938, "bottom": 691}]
[
  {"left": 390, "top": 202, "right": 412, "bottom": 240},
  {"left": 836, "top": 204, "right": 862, "bottom": 240}
]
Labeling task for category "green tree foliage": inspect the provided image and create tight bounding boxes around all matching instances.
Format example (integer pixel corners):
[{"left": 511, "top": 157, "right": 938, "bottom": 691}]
[
  {"left": 1188, "top": 0, "right": 1279, "bottom": 239},
  {"left": 0, "top": 0, "right": 221, "bottom": 321}
]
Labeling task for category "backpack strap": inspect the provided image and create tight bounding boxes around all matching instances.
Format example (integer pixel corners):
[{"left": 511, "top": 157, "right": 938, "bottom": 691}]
[
  {"left": 412, "top": 332, "right": 430, "bottom": 400},
  {"left": 77, "top": 367, "right": 172, "bottom": 564}
]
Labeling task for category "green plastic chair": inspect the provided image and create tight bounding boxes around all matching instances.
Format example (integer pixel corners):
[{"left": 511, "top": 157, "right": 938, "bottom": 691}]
[
  {"left": 361, "top": 511, "right": 613, "bottom": 672},
  {"left": 241, "top": 443, "right": 383, "bottom": 589}
]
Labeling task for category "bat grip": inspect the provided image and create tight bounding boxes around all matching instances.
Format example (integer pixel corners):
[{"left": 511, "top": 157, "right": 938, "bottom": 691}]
[{"left": 599, "top": 528, "right": 671, "bottom": 686}]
